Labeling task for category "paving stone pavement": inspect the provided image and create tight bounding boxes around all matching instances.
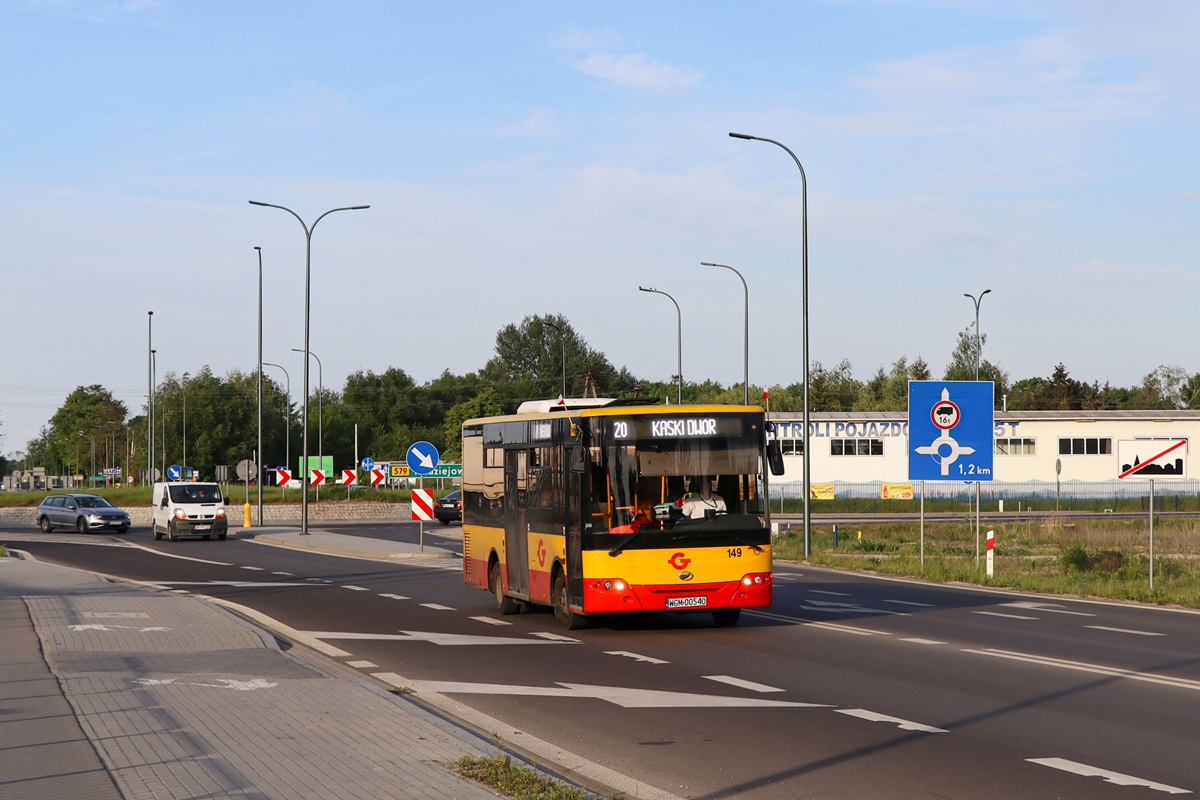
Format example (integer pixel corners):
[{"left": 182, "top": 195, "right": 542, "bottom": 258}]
[{"left": 0, "top": 553, "right": 510, "bottom": 800}]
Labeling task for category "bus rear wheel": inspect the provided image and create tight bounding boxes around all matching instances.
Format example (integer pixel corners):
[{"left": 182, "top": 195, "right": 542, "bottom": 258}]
[
  {"left": 490, "top": 562, "right": 519, "bottom": 615},
  {"left": 552, "top": 572, "right": 587, "bottom": 630},
  {"left": 712, "top": 608, "right": 741, "bottom": 627}
]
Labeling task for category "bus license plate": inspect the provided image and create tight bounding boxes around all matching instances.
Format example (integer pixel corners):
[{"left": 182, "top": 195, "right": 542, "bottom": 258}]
[{"left": 666, "top": 596, "right": 707, "bottom": 609}]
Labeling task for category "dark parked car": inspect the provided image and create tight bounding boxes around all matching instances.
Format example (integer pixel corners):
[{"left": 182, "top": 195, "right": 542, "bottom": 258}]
[
  {"left": 433, "top": 489, "right": 462, "bottom": 524},
  {"left": 37, "top": 494, "right": 131, "bottom": 534}
]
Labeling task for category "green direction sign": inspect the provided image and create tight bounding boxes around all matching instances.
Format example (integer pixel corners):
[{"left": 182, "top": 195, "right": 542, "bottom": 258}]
[{"left": 427, "top": 463, "right": 462, "bottom": 479}]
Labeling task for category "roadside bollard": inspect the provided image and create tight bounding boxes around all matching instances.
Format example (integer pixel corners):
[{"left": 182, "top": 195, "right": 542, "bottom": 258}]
[
  {"left": 243, "top": 503, "right": 252, "bottom": 528},
  {"left": 833, "top": 524, "right": 839, "bottom": 548}
]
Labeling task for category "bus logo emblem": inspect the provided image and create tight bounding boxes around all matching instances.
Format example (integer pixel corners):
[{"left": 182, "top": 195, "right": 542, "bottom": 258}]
[
  {"left": 678, "top": 571, "right": 694, "bottom": 581},
  {"left": 668, "top": 552, "right": 691, "bottom": 570}
]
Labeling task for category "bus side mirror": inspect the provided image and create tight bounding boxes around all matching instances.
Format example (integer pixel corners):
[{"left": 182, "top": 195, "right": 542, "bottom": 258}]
[
  {"left": 767, "top": 440, "right": 785, "bottom": 476},
  {"left": 569, "top": 446, "right": 587, "bottom": 473}
]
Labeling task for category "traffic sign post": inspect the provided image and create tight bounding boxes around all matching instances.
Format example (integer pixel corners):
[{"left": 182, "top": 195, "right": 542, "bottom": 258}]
[
  {"left": 1117, "top": 439, "right": 1185, "bottom": 593},
  {"left": 411, "top": 488, "right": 434, "bottom": 553},
  {"left": 909, "top": 381, "right": 995, "bottom": 569}
]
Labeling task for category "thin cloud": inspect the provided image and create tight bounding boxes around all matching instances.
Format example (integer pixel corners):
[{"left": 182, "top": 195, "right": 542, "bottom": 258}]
[{"left": 575, "top": 52, "right": 703, "bottom": 92}]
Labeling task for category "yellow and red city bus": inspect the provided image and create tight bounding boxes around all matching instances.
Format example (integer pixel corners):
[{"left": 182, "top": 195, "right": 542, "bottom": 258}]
[{"left": 462, "top": 399, "right": 781, "bottom": 628}]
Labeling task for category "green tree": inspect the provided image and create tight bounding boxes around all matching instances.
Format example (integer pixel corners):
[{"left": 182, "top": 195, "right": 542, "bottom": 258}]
[
  {"left": 441, "top": 388, "right": 506, "bottom": 461},
  {"left": 943, "top": 326, "right": 1008, "bottom": 401},
  {"left": 42, "top": 385, "right": 129, "bottom": 477}
]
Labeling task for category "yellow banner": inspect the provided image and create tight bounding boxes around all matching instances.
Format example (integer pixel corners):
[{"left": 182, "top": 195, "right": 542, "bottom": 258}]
[
  {"left": 390, "top": 464, "right": 411, "bottom": 478},
  {"left": 810, "top": 483, "right": 835, "bottom": 500},
  {"left": 880, "top": 483, "right": 914, "bottom": 500}
]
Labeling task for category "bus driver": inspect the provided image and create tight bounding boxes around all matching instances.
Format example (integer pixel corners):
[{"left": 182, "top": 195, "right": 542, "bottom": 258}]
[{"left": 676, "top": 476, "right": 727, "bottom": 519}]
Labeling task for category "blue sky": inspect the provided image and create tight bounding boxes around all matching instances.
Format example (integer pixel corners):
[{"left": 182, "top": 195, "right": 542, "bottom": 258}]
[{"left": 3, "top": 1, "right": 1199, "bottom": 454}]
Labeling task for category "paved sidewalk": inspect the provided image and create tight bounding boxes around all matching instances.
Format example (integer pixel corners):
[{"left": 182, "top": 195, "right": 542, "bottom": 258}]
[{"left": 0, "top": 551, "right": 507, "bottom": 800}]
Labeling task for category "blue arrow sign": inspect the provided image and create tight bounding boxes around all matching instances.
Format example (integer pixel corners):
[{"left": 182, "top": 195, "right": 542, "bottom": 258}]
[
  {"left": 406, "top": 441, "right": 440, "bottom": 476},
  {"left": 908, "top": 381, "right": 994, "bottom": 481},
  {"left": 167, "top": 464, "right": 182, "bottom": 481},
  {"left": 361, "top": 457, "right": 375, "bottom": 471}
]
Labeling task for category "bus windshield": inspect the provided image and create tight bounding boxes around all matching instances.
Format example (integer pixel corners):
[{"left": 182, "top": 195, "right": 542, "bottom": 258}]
[{"left": 584, "top": 412, "right": 767, "bottom": 537}]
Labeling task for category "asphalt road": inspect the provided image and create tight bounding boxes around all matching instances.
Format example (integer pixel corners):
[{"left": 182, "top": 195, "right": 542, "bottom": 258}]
[{"left": 4, "top": 520, "right": 1198, "bottom": 799}]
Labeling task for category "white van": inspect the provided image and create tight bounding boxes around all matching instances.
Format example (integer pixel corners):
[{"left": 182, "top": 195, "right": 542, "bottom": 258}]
[{"left": 151, "top": 482, "right": 230, "bottom": 541}]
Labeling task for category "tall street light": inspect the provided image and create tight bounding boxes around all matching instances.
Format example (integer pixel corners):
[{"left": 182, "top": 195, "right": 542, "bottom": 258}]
[
  {"left": 151, "top": 349, "right": 159, "bottom": 479},
  {"left": 251, "top": 201, "right": 368, "bottom": 536},
  {"left": 964, "top": 289, "right": 992, "bottom": 380},
  {"left": 254, "top": 246, "right": 264, "bottom": 527},
  {"left": 729, "top": 131, "right": 812, "bottom": 557},
  {"left": 701, "top": 262, "right": 749, "bottom": 405},
  {"left": 292, "top": 348, "right": 323, "bottom": 502},
  {"left": 182, "top": 371, "right": 190, "bottom": 472},
  {"left": 639, "top": 286, "right": 682, "bottom": 404},
  {"left": 79, "top": 430, "right": 96, "bottom": 484},
  {"left": 263, "top": 362, "right": 290, "bottom": 483},
  {"left": 544, "top": 320, "right": 567, "bottom": 398},
  {"left": 147, "top": 311, "right": 153, "bottom": 485}
]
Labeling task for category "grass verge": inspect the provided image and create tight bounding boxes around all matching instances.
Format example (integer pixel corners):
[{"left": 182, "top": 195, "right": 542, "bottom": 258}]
[
  {"left": 772, "top": 516, "right": 1200, "bottom": 607},
  {"left": 453, "top": 754, "right": 613, "bottom": 800}
]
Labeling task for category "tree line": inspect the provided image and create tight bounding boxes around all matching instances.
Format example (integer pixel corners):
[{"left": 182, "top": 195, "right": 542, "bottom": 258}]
[{"left": 9, "top": 316, "right": 1199, "bottom": 481}]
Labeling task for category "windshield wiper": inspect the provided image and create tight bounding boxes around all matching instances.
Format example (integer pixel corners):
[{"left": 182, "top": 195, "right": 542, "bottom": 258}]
[{"left": 608, "top": 527, "right": 653, "bottom": 557}]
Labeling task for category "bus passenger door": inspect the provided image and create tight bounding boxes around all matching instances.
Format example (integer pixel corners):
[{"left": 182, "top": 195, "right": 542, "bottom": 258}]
[{"left": 504, "top": 449, "right": 530, "bottom": 597}]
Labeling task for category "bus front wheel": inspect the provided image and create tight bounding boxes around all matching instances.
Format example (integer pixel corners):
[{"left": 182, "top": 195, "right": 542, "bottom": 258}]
[
  {"left": 552, "top": 572, "right": 588, "bottom": 630},
  {"left": 490, "top": 562, "right": 519, "bottom": 615}
]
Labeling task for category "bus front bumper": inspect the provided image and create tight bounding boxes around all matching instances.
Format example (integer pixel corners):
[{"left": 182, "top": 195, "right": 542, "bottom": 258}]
[{"left": 581, "top": 573, "right": 772, "bottom": 614}]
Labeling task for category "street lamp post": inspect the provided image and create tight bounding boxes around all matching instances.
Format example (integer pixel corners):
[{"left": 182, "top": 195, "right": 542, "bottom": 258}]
[
  {"left": 638, "top": 287, "right": 682, "bottom": 404},
  {"left": 263, "top": 362, "right": 290, "bottom": 488},
  {"left": 151, "top": 349, "right": 159, "bottom": 479},
  {"left": 964, "top": 289, "right": 992, "bottom": 380},
  {"left": 79, "top": 431, "right": 96, "bottom": 485},
  {"left": 255, "top": 246, "right": 264, "bottom": 527},
  {"left": 251, "top": 200, "right": 368, "bottom": 536},
  {"left": 147, "top": 311, "right": 153, "bottom": 485},
  {"left": 182, "top": 372, "right": 189, "bottom": 473},
  {"left": 729, "top": 131, "right": 812, "bottom": 557},
  {"left": 701, "top": 262, "right": 749, "bottom": 405},
  {"left": 544, "top": 320, "right": 567, "bottom": 398},
  {"left": 292, "top": 348, "right": 323, "bottom": 502}
]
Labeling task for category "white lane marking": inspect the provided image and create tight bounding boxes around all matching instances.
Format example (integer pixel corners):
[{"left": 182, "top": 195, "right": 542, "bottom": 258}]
[
  {"left": 837, "top": 708, "right": 947, "bottom": 733},
  {"left": 1003, "top": 601, "right": 1095, "bottom": 617},
  {"left": 901, "top": 637, "right": 946, "bottom": 645},
  {"left": 606, "top": 651, "right": 669, "bottom": 665},
  {"left": 346, "top": 660, "right": 377, "bottom": 669},
  {"left": 241, "top": 566, "right": 266, "bottom": 571},
  {"left": 152, "top": 581, "right": 322, "bottom": 588},
  {"left": 379, "top": 593, "right": 409, "bottom": 600},
  {"left": 803, "top": 621, "right": 887, "bottom": 636},
  {"left": 420, "top": 603, "right": 456, "bottom": 611},
  {"left": 703, "top": 675, "right": 784, "bottom": 693},
  {"left": 1028, "top": 758, "right": 1190, "bottom": 794},
  {"left": 804, "top": 599, "right": 908, "bottom": 616},
  {"left": 883, "top": 599, "right": 935, "bottom": 607},
  {"left": 809, "top": 590, "right": 851, "bottom": 596},
  {"left": 271, "top": 571, "right": 293, "bottom": 576},
  {"left": 965, "top": 648, "right": 1200, "bottom": 692},
  {"left": 419, "top": 680, "right": 831, "bottom": 709},
  {"left": 1087, "top": 625, "right": 1165, "bottom": 637},
  {"left": 305, "top": 630, "right": 575, "bottom": 646},
  {"left": 471, "top": 616, "right": 512, "bottom": 626},
  {"left": 531, "top": 631, "right": 583, "bottom": 642},
  {"left": 973, "top": 611, "right": 1038, "bottom": 620},
  {"left": 343, "top": 585, "right": 370, "bottom": 591},
  {"left": 123, "top": 541, "right": 233, "bottom": 566}
]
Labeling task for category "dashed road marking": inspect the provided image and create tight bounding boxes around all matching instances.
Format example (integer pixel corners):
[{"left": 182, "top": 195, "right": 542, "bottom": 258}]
[
  {"left": 379, "top": 593, "right": 409, "bottom": 600},
  {"left": 809, "top": 590, "right": 852, "bottom": 597},
  {"left": 606, "top": 651, "right": 669, "bottom": 665},
  {"left": 346, "top": 660, "right": 378, "bottom": 669},
  {"left": 803, "top": 621, "right": 888, "bottom": 636},
  {"left": 1086, "top": 625, "right": 1165, "bottom": 637},
  {"left": 471, "top": 616, "right": 512, "bottom": 626},
  {"left": 837, "top": 708, "right": 947, "bottom": 734},
  {"left": 703, "top": 675, "right": 784, "bottom": 693},
  {"left": 420, "top": 603, "right": 456, "bottom": 611},
  {"left": 966, "top": 648, "right": 1200, "bottom": 692},
  {"left": 418, "top": 680, "right": 829, "bottom": 708},
  {"left": 271, "top": 571, "right": 294, "bottom": 576},
  {"left": 343, "top": 585, "right": 370, "bottom": 591},
  {"left": 241, "top": 566, "right": 266, "bottom": 571},
  {"left": 900, "top": 637, "right": 946, "bottom": 645},
  {"left": 1027, "top": 757, "right": 1190, "bottom": 794},
  {"left": 1003, "top": 601, "right": 1095, "bottom": 617},
  {"left": 973, "top": 611, "right": 1038, "bottom": 620},
  {"left": 883, "top": 599, "right": 935, "bottom": 607},
  {"left": 531, "top": 632, "right": 582, "bottom": 643}
]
